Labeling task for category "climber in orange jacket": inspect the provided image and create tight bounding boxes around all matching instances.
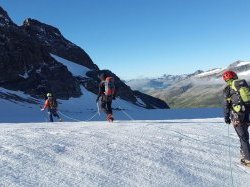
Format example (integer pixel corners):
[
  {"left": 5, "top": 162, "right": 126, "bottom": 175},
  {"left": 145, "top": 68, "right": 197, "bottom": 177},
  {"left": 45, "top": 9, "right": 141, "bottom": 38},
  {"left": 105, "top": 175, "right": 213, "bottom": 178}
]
[{"left": 41, "top": 93, "right": 62, "bottom": 122}]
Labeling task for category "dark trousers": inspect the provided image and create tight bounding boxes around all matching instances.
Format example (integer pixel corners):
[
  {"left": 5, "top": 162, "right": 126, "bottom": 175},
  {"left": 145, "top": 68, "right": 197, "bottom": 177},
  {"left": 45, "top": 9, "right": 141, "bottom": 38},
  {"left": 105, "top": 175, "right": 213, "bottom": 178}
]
[
  {"left": 48, "top": 108, "right": 60, "bottom": 122},
  {"left": 101, "top": 96, "right": 113, "bottom": 115},
  {"left": 234, "top": 123, "right": 250, "bottom": 160}
]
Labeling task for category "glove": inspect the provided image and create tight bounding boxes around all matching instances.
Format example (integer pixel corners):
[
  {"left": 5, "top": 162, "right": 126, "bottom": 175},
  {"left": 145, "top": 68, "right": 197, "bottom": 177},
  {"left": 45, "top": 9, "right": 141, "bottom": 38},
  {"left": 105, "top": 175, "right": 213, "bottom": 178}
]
[
  {"left": 41, "top": 108, "right": 45, "bottom": 111},
  {"left": 225, "top": 118, "right": 231, "bottom": 124}
]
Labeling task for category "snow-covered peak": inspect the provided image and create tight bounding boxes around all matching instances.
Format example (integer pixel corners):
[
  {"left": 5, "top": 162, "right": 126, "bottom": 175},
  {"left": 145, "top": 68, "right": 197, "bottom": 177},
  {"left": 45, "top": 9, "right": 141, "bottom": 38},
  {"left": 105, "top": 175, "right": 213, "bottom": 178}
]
[
  {"left": 195, "top": 68, "right": 223, "bottom": 77},
  {"left": 236, "top": 61, "right": 250, "bottom": 67}
]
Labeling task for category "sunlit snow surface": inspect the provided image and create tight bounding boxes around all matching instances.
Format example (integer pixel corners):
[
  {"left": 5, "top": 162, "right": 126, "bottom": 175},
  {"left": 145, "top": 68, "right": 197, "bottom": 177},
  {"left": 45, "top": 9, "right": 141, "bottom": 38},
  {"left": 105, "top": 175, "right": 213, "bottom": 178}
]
[
  {"left": 50, "top": 54, "right": 90, "bottom": 77},
  {"left": 0, "top": 119, "right": 249, "bottom": 187}
]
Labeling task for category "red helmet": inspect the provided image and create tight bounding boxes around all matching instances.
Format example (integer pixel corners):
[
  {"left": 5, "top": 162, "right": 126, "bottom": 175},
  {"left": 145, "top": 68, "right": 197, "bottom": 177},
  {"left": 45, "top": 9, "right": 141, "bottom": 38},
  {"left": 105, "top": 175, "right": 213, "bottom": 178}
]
[{"left": 222, "top": 71, "right": 238, "bottom": 81}]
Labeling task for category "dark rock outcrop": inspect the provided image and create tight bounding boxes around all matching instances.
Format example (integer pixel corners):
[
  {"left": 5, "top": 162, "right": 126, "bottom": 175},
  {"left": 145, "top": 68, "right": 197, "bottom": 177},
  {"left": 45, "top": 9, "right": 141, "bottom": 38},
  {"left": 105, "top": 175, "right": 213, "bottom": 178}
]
[
  {"left": 0, "top": 8, "right": 81, "bottom": 99},
  {"left": 22, "top": 19, "right": 98, "bottom": 70},
  {"left": 0, "top": 6, "right": 169, "bottom": 109},
  {"left": 0, "top": 6, "right": 15, "bottom": 26}
]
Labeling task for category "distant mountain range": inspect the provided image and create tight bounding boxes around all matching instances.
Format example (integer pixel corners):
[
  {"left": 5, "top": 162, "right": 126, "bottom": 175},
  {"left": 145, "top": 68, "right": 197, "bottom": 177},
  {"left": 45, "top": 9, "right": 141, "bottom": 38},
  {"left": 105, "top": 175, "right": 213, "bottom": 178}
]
[{"left": 127, "top": 61, "right": 250, "bottom": 108}]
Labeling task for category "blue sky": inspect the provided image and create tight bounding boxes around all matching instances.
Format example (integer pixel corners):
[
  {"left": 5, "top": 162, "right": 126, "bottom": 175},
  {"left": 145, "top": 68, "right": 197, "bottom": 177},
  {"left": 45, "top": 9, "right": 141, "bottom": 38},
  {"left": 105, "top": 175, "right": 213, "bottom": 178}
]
[{"left": 1, "top": 0, "right": 250, "bottom": 79}]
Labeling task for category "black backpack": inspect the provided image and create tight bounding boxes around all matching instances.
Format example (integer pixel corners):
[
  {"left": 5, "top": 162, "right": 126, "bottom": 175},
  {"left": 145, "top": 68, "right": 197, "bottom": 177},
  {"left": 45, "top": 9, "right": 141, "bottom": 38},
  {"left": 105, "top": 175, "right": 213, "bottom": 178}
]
[{"left": 49, "top": 98, "right": 58, "bottom": 109}]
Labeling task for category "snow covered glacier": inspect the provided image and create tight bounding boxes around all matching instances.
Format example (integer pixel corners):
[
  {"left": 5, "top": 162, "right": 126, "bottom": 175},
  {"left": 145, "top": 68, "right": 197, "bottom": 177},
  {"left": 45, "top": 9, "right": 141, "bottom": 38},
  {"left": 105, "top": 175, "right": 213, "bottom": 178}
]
[{"left": 0, "top": 119, "right": 249, "bottom": 187}]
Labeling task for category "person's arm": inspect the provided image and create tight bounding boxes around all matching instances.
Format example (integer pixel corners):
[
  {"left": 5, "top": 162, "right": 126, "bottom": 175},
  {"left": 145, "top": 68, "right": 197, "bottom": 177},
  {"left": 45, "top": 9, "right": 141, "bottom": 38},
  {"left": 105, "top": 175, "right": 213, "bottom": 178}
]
[
  {"left": 96, "top": 82, "right": 104, "bottom": 102},
  {"left": 41, "top": 100, "right": 49, "bottom": 110},
  {"left": 223, "top": 86, "right": 231, "bottom": 124},
  {"left": 113, "top": 85, "right": 118, "bottom": 99}
]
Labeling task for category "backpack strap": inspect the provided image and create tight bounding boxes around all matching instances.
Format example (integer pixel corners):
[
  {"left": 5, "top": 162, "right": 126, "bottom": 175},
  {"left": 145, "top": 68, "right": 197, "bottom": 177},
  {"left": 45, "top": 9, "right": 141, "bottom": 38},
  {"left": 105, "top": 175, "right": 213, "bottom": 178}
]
[{"left": 230, "top": 80, "right": 237, "bottom": 92}]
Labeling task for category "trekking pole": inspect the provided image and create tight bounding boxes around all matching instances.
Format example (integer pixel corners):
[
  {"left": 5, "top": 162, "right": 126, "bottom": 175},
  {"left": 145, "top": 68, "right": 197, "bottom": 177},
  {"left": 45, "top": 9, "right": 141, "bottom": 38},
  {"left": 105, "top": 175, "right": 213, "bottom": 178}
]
[
  {"left": 97, "top": 102, "right": 100, "bottom": 116},
  {"left": 227, "top": 124, "right": 235, "bottom": 187}
]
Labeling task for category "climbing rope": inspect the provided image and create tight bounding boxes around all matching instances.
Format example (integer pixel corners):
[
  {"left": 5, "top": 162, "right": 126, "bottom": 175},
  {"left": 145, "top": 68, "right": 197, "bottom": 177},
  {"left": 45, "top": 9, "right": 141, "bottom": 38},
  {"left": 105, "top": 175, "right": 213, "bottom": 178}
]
[
  {"left": 58, "top": 111, "right": 99, "bottom": 122},
  {"left": 227, "top": 124, "right": 235, "bottom": 187},
  {"left": 58, "top": 111, "right": 81, "bottom": 122},
  {"left": 117, "top": 105, "right": 134, "bottom": 121}
]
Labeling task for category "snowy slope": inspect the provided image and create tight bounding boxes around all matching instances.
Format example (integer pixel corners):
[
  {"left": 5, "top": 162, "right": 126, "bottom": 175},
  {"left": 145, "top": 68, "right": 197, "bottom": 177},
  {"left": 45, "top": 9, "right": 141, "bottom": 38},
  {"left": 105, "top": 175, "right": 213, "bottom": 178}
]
[
  {"left": 0, "top": 86, "right": 140, "bottom": 123},
  {"left": 0, "top": 119, "right": 249, "bottom": 187},
  {"left": 50, "top": 54, "right": 90, "bottom": 77},
  {"left": 0, "top": 85, "right": 222, "bottom": 123}
]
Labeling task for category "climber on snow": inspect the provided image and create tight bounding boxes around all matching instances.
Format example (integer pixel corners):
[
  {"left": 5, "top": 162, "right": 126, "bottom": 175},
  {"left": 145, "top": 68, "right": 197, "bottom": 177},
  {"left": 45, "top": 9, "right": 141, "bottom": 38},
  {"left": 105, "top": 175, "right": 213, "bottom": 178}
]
[
  {"left": 96, "top": 73, "right": 116, "bottom": 122},
  {"left": 223, "top": 70, "right": 250, "bottom": 167},
  {"left": 41, "top": 93, "right": 62, "bottom": 122}
]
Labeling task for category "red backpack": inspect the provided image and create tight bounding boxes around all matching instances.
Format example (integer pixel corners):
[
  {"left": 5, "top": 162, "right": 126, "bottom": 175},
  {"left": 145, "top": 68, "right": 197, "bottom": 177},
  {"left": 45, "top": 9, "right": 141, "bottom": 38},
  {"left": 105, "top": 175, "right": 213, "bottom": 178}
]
[{"left": 105, "top": 77, "right": 115, "bottom": 96}]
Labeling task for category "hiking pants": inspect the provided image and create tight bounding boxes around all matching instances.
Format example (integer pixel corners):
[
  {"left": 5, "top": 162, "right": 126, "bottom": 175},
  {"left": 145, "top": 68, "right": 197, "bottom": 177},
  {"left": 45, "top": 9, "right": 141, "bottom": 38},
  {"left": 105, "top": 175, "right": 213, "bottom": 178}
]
[
  {"left": 48, "top": 108, "right": 60, "bottom": 122},
  {"left": 101, "top": 96, "right": 113, "bottom": 115},
  {"left": 234, "top": 123, "right": 250, "bottom": 160}
]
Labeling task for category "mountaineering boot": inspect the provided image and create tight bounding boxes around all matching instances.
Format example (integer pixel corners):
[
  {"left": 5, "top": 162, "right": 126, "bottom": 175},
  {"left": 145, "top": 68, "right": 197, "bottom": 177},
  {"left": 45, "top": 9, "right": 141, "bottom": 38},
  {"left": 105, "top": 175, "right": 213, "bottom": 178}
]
[
  {"left": 240, "top": 159, "right": 250, "bottom": 167},
  {"left": 107, "top": 114, "right": 114, "bottom": 122}
]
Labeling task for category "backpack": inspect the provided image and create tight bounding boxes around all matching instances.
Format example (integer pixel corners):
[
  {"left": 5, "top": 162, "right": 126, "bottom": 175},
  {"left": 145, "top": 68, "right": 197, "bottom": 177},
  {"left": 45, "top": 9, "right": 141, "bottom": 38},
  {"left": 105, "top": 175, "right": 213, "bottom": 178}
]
[
  {"left": 230, "top": 79, "right": 250, "bottom": 111},
  {"left": 48, "top": 98, "right": 58, "bottom": 109},
  {"left": 104, "top": 77, "right": 115, "bottom": 96}
]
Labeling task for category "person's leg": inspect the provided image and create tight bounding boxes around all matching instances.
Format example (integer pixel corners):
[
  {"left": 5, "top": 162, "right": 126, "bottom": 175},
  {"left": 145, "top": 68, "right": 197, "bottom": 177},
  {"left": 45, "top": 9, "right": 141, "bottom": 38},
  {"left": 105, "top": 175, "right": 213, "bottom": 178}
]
[
  {"left": 48, "top": 110, "right": 53, "bottom": 122},
  {"left": 52, "top": 109, "right": 62, "bottom": 121},
  {"left": 52, "top": 110, "right": 59, "bottom": 118},
  {"left": 106, "top": 98, "right": 114, "bottom": 121},
  {"left": 107, "top": 100, "right": 112, "bottom": 115},
  {"left": 235, "top": 123, "right": 250, "bottom": 160},
  {"left": 101, "top": 99, "right": 108, "bottom": 115}
]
